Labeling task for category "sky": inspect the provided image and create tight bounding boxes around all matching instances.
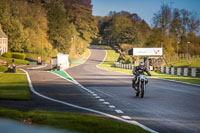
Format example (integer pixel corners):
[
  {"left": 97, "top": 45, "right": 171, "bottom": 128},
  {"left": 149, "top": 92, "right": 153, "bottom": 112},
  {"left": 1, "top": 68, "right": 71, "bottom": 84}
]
[{"left": 92, "top": 0, "right": 200, "bottom": 26}]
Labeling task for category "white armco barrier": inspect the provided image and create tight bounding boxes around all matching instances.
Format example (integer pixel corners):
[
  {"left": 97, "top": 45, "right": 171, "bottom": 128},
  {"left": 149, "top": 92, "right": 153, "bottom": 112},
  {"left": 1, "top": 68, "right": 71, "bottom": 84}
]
[{"left": 57, "top": 53, "right": 70, "bottom": 70}]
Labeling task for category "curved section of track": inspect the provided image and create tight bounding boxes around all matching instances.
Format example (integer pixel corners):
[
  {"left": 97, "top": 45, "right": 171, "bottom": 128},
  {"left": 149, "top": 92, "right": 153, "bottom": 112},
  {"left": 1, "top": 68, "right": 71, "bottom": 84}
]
[{"left": 67, "top": 47, "right": 200, "bottom": 133}]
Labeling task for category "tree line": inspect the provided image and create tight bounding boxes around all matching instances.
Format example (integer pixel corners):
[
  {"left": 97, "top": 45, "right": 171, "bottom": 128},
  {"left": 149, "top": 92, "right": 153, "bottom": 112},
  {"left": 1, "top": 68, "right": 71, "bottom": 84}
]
[
  {"left": 96, "top": 4, "right": 200, "bottom": 58},
  {"left": 0, "top": 0, "right": 97, "bottom": 57}
]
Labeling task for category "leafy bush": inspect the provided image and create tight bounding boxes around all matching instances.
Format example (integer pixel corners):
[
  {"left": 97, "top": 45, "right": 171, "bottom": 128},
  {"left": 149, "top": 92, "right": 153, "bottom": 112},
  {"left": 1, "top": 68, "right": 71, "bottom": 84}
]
[
  {"left": 3, "top": 52, "right": 26, "bottom": 60},
  {"left": 3, "top": 52, "right": 12, "bottom": 58},
  {"left": 119, "top": 53, "right": 133, "bottom": 64},
  {"left": 122, "top": 55, "right": 133, "bottom": 64},
  {"left": 12, "top": 53, "right": 26, "bottom": 60}
]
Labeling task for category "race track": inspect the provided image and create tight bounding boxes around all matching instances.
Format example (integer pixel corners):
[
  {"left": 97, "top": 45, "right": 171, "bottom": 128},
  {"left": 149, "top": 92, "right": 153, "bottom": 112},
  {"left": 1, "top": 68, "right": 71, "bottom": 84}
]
[{"left": 66, "top": 47, "right": 200, "bottom": 133}]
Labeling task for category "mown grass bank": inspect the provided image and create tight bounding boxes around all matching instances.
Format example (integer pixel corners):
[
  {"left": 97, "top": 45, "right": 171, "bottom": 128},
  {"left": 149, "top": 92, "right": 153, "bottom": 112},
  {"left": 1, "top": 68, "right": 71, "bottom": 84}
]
[
  {"left": 166, "top": 58, "right": 200, "bottom": 68},
  {"left": 0, "top": 64, "right": 8, "bottom": 72},
  {"left": 93, "top": 44, "right": 200, "bottom": 85},
  {"left": 0, "top": 108, "right": 149, "bottom": 133},
  {"left": 70, "top": 48, "right": 91, "bottom": 67},
  {"left": 0, "top": 73, "right": 30, "bottom": 100},
  {"left": 0, "top": 56, "right": 29, "bottom": 65}
]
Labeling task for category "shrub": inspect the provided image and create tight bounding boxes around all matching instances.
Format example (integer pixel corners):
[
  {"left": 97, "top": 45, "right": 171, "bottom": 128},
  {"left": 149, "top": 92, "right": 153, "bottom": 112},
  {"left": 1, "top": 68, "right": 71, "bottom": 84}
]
[
  {"left": 122, "top": 55, "right": 133, "bottom": 64},
  {"left": 3, "top": 52, "right": 12, "bottom": 58},
  {"left": 119, "top": 53, "right": 133, "bottom": 64},
  {"left": 12, "top": 53, "right": 26, "bottom": 60},
  {"left": 2, "top": 52, "right": 26, "bottom": 60}
]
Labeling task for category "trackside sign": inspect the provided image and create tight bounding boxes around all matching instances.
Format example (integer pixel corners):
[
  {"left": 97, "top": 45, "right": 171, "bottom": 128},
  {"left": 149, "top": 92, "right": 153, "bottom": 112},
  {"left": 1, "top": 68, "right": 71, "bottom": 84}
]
[{"left": 133, "top": 48, "right": 163, "bottom": 56}]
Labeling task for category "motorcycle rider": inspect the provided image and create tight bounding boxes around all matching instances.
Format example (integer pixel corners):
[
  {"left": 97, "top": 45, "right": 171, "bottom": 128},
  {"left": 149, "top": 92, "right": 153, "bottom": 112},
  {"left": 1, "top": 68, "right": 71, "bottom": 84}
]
[{"left": 132, "top": 62, "right": 151, "bottom": 93}]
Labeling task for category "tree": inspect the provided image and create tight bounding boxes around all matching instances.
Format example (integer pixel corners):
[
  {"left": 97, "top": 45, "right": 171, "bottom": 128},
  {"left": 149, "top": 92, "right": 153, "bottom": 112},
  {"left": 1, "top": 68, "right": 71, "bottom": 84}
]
[
  {"left": 0, "top": 0, "right": 27, "bottom": 52},
  {"left": 152, "top": 4, "right": 172, "bottom": 34},
  {"left": 117, "top": 26, "right": 140, "bottom": 45},
  {"left": 66, "top": 3, "right": 98, "bottom": 55},
  {"left": 45, "top": 0, "right": 72, "bottom": 54}
]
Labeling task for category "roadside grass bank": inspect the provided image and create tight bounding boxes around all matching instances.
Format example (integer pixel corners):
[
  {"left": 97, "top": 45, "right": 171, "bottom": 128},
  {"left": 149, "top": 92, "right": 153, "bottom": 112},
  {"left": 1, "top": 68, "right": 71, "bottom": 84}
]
[
  {"left": 150, "top": 71, "right": 200, "bottom": 85},
  {"left": 0, "top": 73, "right": 30, "bottom": 100},
  {"left": 0, "top": 64, "right": 25, "bottom": 73},
  {"left": 166, "top": 58, "right": 200, "bottom": 68},
  {"left": 0, "top": 64, "right": 8, "bottom": 72},
  {"left": 93, "top": 44, "right": 200, "bottom": 85},
  {"left": 0, "top": 56, "right": 29, "bottom": 65},
  {"left": 0, "top": 107, "right": 149, "bottom": 133},
  {"left": 70, "top": 48, "right": 90, "bottom": 67}
]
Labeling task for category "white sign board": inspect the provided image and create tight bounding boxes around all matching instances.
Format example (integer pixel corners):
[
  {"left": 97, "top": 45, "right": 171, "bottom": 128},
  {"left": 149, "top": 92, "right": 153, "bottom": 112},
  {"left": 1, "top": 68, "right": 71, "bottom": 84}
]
[
  {"left": 133, "top": 48, "right": 162, "bottom": 56},
  {"left": 57, "top": 53, "right": 69, "bottom": 70}
]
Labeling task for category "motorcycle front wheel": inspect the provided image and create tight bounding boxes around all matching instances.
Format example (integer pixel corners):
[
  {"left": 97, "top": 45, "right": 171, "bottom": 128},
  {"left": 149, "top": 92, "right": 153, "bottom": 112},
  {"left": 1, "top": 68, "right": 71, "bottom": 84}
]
[{"left": 140, "top": 83, "right": 144, "bottom": 98}]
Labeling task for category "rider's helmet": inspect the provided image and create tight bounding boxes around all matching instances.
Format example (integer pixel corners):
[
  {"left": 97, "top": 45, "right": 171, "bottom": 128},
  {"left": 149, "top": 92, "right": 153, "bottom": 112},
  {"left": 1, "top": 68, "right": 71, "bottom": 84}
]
[{"left": 139, "top": 62, "right": 144, "bottom": 69}]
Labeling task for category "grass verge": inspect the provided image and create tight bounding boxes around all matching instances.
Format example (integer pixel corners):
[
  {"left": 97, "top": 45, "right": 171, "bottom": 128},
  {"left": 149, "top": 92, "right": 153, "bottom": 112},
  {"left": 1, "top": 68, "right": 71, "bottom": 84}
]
[
  {"left": 166, "top": 58, "right": 200, "bottom": 68},
  {"left": 0, "top": 64, "right": 8, "bottom": 72},
  {"left": 0, "top": 107, "right": 149, "bottom": 133},
  {"left": 0, "top": 65, "right": 25, "bottom": 73},
  {"left": 94, "top": 45, "right": 200, "bottom": 85},
  {"left": 0, "top": 56, "right": 29, "bottom": 65},
  {"left": 0, "top": 73, "right": 30, "bottom": 100},
  {"left": 150, "top": 71, "right": 200, "bottom": 85},
  {"left": 70, "top": 48, "right": 91, "bottom": 67}
]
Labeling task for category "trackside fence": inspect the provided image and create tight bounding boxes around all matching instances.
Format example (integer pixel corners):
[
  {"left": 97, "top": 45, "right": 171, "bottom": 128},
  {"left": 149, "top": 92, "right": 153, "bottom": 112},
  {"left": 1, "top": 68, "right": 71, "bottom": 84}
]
[
  {"left": 114, "top": 62, "right": 135, "bottom": 70},
  {"left": 160, "top": 67, "right": 200, "bottom": 77}
]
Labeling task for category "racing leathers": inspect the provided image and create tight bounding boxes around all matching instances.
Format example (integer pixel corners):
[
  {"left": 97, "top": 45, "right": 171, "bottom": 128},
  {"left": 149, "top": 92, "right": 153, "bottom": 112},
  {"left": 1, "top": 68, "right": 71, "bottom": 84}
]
[{"left": 132, "top": 66, "right": 151, "bottom": 89}]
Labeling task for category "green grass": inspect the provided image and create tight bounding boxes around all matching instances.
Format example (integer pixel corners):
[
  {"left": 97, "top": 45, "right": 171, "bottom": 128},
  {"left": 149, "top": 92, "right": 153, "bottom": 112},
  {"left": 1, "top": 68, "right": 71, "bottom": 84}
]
[
  {"left": 150, "top": 71, "right": 200, "bottom": 85},
  {"left": 94, "top": 45, "right": 200, "bottom": 85},
  {"left": 0, "top": 65, "right": 25, "bottom": 73},
  {"left": 0, "top": 107, "right": 149, "bottom": 133},
  {"left": 166, "top": 58, "right": 200, "bottom": 68},
  {"left": 0, "top": 56, "right": 29, "bottom": 65},
  {"left": 70, "top": 48, "right": 91, "bottom": 66},
  {"left": 94, "top": 45, "right": 133, "bottom": 74},
  {"left": 0, "top": 64, "right": 8, "bottom": 72},
  {"left": 0, "top": 73, "right": 30, "bottom": 100}
]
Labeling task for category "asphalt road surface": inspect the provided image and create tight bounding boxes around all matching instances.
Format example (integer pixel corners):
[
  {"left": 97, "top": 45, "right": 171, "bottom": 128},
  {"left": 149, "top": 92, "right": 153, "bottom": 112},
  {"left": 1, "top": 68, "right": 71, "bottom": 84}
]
[{"left": 66, "top": 47, "right": 200, "bottom": 133}]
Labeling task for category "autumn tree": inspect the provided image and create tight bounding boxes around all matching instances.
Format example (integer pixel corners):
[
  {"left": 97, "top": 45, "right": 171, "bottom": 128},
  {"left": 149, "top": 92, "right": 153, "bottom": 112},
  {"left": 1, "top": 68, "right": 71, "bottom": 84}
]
[
  {"left": 151, "top": 3, "right": 200, "bottom": 58},
  {"left": 45, "top": 0, "right": 72, "bottom": 54},
  {"left": 65, "top": 3, "right": 98, "bottom": 55}
]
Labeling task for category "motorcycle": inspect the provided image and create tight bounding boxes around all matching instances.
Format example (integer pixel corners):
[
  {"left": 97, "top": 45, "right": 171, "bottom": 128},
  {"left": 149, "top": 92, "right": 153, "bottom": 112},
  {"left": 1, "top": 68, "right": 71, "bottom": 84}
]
[{"left": 134, "top": 74, "right": 148, "bottom": 98}]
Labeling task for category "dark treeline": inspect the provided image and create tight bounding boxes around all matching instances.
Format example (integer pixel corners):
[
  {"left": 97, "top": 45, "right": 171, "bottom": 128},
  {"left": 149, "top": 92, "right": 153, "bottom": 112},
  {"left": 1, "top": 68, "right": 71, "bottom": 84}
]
[
  {"left": 0, "top": 0, "right": 97, "bottom": 57},
  {"left": 97, "top": 4, "right": 200, "bottom": 58}
]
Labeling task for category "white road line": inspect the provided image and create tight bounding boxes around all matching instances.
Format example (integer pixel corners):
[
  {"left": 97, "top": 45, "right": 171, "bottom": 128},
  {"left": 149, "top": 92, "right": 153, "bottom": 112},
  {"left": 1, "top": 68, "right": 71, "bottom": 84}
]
[
  {"left": 103, "top": 102, "right": 110, "bottom": 105},
  {"left": 92, "top": 94, "right": 97, "bottom": 96},
  {"left": 115, "top": 110, "right": 124, "bottom": 114},
  {"left": 109, "top": 105, "right": 116, "bottom": 108},
  {"left": 47, "top": 70, "right": 158, "bottom": 133},
  {"left": 121, "top": 116, "right": 132, "bottom": 120},
  {"left": 99, "top": 99, "right": 105, "bottom": 102},
  {"left": 93, "top": 88, "right": 116, "bottom": 98},
  {"left": 27, "top": 64, "right": 48, "bottom": 70},
  {"left": 98, "top": 49, "right": 107, "bottom": 66},
  {"left": 69, "top": 49, "right": 91, "bottom": 69},
  {"left": 149, "top": 77, "right": 200, "bottom": 87},
  {"left": 95, "top": 96, "right": 100, "bottom": 99}
]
